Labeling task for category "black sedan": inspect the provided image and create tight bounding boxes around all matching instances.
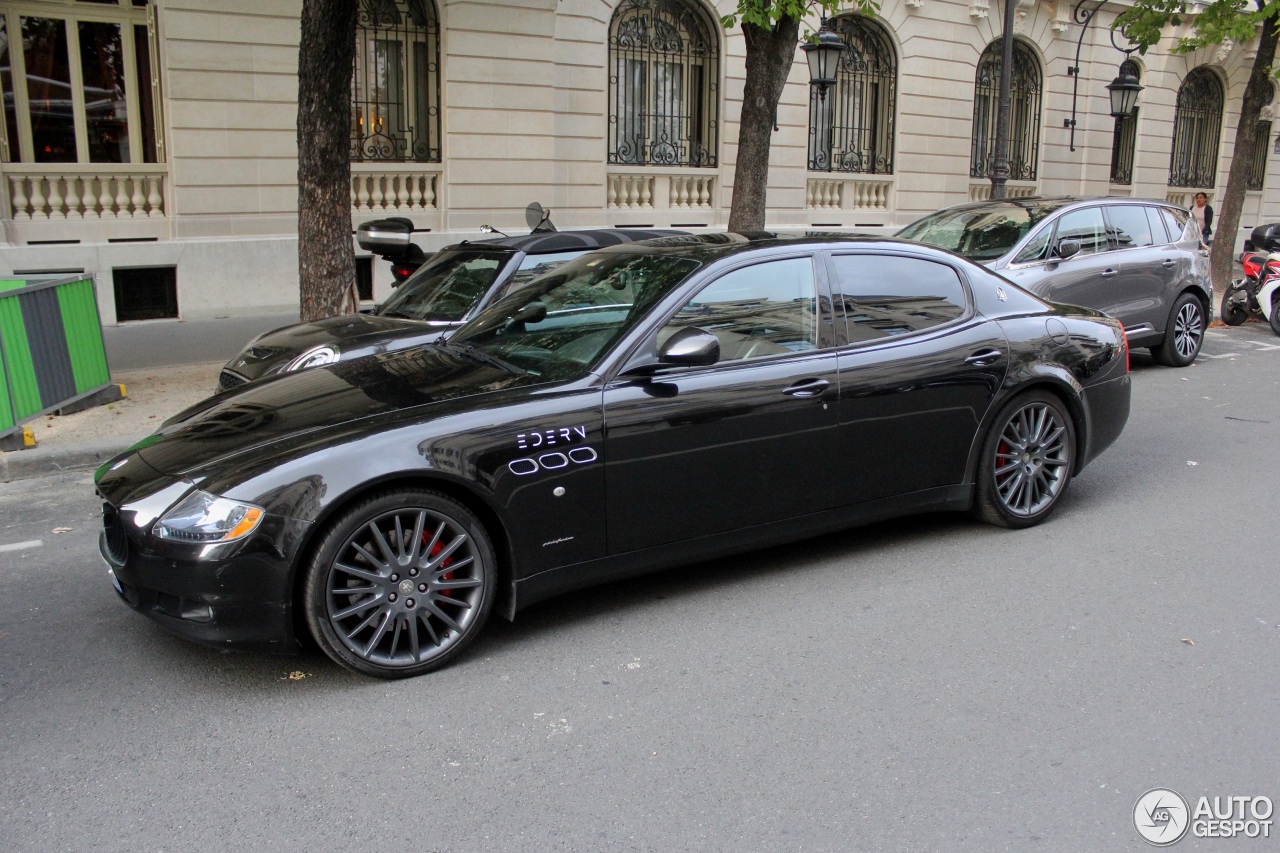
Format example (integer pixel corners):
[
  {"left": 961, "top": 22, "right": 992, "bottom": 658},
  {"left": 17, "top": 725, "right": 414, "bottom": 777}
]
[
  {"left": 218, "top": 228, "right": 682, "bottom": 391},
  {"left": 96, "top": 233, "right": 1131, "bottom": 679}
]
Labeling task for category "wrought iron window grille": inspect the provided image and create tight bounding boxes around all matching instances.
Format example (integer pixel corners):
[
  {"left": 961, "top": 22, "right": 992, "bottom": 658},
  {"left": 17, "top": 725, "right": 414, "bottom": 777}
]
[
  {"left": 1168, "top": 67, "right": 1223, "bottom": 189},
  {"left": 350, "top": 0, "right": 442, "bottom": 163},
  {"left": 970, "top": 39, "right": 1042, "bottom": 182},
  {"left": 807, "top": 15, "right": 896, "bottom": 175}
]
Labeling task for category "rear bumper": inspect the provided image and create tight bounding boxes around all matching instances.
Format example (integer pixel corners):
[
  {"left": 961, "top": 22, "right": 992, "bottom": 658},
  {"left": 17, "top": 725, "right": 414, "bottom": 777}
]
[{"left": 1081, "top": 373, "right": 1131, "bottom": 469}]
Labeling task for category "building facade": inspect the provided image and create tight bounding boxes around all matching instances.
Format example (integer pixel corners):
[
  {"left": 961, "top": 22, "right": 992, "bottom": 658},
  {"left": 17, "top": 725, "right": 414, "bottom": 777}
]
[{"left": 2, "top": 0, "right": 1277, "bottom": 323}]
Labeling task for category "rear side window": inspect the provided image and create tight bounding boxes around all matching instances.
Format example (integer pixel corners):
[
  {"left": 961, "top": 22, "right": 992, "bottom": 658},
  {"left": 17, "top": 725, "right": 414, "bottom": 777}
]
[
  {"left": 1106, "top": 205, "right": 1154, "bottom": 249},
  {"left": 1159, "top": 207, "right": 1192, "bottom": 243},
  {"left": 830, "top": 254, "right": 968, "bottom": 343},
  {"left": 1144, "top": 206, "right": 1171, "bottom": 244},
  {"left": 1054, "top": 207, "right": 1109, "bottom": 255}
]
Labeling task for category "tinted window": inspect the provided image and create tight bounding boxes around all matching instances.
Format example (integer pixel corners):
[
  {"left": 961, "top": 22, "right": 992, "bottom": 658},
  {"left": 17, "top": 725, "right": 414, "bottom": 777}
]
[
  {"left": 660, "top": 257, "right": 818, "bottom": 362},
  {"left": 831, "top": 254, "right": 967, "bottom": 342},
  {"left": 1159, "top": 207, "right": 1191, "bottom": 243},
  {"left": 1107, "top": 205, "right": 1154, "bottom": 249},
  {"left": 1145, "top": 206, "right": 1172, "bottom": 244},
  {"left": 1054, "top": 207, "right": 1109, "bottom": 255},
  {"left": 494, "top": 250, "right": 585, "bottom": 300}
]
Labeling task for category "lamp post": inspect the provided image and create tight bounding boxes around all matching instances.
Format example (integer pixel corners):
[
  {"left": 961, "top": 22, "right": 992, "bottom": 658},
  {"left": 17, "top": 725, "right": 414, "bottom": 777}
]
[
  {"left": 1063, "top": 0, "right": 1143, "bottom": 151},
  {"left": 802, "top": 19, "right": 845, "bottom": 102}
]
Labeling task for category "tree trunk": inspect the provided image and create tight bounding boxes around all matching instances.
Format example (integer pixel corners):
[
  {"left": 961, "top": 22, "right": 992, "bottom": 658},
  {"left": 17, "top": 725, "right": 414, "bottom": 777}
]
[
  {"left": 1209, "top": 10, "right": 1279, "bottom": 294},
  {"left": 297, "top": 0, "right": 357, "bottom": 322},
  {"left": 727, "top": 16, "right": 801, "bottom": 233}
]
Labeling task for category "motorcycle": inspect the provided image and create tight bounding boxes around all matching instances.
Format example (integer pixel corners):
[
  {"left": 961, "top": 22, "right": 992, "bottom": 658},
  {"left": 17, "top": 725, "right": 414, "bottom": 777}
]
[{"left": 1221, "top": 223, "right": 1280, "bottom": 336}]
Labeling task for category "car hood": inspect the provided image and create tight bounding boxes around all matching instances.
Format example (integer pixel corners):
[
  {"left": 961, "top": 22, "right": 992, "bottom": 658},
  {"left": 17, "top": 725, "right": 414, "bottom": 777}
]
[
  {"left": 224, "top": 313, "right": 451, "bottom": 381},
  {"left": 134, "top": 346, "right": 548, "bottom": 477}
]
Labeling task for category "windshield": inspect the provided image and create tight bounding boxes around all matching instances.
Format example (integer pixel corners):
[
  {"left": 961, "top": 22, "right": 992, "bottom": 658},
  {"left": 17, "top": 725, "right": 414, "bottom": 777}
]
[
  {"left": 377, "top": 248, "right": 511, "bottom": 322},
  {"left": 898, "top": 203, "right": 1059, "bottom": 262},
  {"left": 447, "top": 251, "right": 702, "bottom": 381}
]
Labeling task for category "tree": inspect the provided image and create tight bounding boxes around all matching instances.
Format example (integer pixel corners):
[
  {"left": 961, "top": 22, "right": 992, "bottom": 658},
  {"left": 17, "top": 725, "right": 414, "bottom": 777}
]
[
  {"left": 297, "top": 0, "right": 358, "bottom": 322},
  {"left": 721, "top": 0, "right": 877, "bottom": 232},
  {"left": 1116, "top": 0, "right": 1280, "bottom": 291}
]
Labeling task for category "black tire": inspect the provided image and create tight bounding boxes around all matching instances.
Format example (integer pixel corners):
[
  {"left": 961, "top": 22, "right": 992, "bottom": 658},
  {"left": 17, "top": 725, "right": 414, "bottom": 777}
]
[
  {"left": 973, "top": 391, "right": 1076, "bottom": 529},
  {"left": 1271, "top": 292, "right": 1280, "bottom": 337},
  {"left": 1153, "top": 292, "right": 1205, "bottom": 367},
  {"left": 1221, "top": 284, "right": 1249, "bottom": 326},
  {"left": 303, "top": 489, "right": 496, "bottom": 679}
]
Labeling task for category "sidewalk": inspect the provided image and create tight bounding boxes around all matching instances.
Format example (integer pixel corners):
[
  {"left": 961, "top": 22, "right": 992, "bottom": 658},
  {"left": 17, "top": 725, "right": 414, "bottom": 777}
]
[{"left": 0, "top": 361, "right": 222, "bottom": 482}]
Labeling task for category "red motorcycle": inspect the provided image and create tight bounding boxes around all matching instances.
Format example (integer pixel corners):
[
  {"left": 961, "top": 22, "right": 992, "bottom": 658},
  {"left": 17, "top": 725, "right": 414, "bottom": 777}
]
[{"left": 1222, "top": 224, "right": 1280, "bottom": 335}]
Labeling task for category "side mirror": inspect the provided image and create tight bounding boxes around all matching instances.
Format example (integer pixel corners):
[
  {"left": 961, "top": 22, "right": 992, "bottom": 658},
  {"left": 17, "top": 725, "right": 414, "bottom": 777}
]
[
  {"left": 659, "top": 326, "right": 720, "bottom": 367},
  {"left": 1056, "top": 238, "right": 1082, "bottom": 260}
]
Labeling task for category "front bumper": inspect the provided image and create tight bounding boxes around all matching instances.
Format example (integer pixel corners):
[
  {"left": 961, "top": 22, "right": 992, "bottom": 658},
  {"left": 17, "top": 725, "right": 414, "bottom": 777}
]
[{"left": 98, "top": 503, "right": 304, "bottom": 653}]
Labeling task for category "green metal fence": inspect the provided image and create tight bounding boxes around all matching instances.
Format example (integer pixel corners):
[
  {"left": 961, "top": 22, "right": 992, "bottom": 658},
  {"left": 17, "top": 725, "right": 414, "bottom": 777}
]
[{"left": 1, "top": 275, "right": 115, "bottom": 444}]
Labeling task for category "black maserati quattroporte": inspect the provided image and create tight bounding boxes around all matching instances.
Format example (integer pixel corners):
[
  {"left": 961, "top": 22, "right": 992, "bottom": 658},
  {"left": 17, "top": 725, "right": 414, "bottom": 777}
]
[{"left": 96, "top": 233, "right": 1131, "bottom": 679}]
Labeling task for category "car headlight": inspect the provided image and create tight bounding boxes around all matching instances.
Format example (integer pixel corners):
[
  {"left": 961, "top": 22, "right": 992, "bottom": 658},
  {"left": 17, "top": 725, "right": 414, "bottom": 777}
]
[
  {"left": 287, "top": 344, "right": 340, "bottom": 372},
  {"left": 153, "top": 490, "right": 265, "bottom": 543}
]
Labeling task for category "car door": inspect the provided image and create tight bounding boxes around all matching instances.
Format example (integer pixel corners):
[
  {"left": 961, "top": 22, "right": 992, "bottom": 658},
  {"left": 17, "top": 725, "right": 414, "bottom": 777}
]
[
  {"left": 1102, "top": 203, "right": 1168, "bottom": 333},
  {"left": 826, "top": 251, "right": 1008, "bottom": 504},
  {"left": 602, "top": 255, "right": 840, "bottom": 555},
  {"left": 1006, "top": 205, "right": 1119, "bottom": 316}
]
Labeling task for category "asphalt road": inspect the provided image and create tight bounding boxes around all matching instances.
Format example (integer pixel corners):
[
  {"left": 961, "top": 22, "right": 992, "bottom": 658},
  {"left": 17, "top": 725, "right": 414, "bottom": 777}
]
[{"left": 2, "top": 323, "right": 1278, "bottom": 852}]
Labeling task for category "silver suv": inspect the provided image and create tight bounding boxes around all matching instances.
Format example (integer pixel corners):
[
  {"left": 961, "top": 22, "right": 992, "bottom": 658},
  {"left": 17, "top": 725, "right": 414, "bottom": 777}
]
[{"left": 898, "top": 197, "right": 1211, "bottom": 366}]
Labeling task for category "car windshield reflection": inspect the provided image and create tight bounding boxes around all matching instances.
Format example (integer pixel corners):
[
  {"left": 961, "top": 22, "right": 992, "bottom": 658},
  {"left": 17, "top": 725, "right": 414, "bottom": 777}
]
[
  {"left": 447, "top": 252, "right": 702, "bottom": 380},
  {"left": 899, "top": 202, "right": 1061, "bottom": 262},
  {"left": 377, "top": 248, "right": 510, "bottom": 322}
]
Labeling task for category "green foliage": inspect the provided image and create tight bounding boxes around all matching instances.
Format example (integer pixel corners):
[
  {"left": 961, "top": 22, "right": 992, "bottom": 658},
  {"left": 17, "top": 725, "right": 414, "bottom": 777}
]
[
  {"left": 1115, "top": 0, "right": 1280, "bottom": 56},
  {"left": 721, "top": 0, "right": 879, "bottom": 32}
]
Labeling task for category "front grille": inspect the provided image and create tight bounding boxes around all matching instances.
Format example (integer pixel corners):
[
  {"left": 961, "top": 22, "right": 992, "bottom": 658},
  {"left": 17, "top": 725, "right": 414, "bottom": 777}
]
[
  {"left": 218, "top": 370, "right": 247, "bottom": 392},
  {"left": 101, "top": 503, "right": 129, "bottom": 566}
]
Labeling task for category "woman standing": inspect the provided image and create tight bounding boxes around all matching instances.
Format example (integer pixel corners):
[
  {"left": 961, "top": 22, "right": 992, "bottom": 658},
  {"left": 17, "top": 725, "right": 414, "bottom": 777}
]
[{"left": 1192, "top": 192, "right": 1214, "bottom": 244}]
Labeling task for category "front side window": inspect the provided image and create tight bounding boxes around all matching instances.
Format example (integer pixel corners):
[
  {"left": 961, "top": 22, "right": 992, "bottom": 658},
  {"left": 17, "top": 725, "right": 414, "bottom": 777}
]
[
  {"left": 660, "top": 258, "right": 817, "bottom": 361},
  {"left": 831, "top": 255, "right": 967, "bottom": 342},
  {"left": 1168, "top": 66, "right": 1223, "bottom": 188},
  {"left": 970, "top": 39, "right": 1041, "bottom": 181},
  {"left": 351, "top": 0, "right": 441, "bottom": 163},
  {"left": 607, "top": 0, "right": 719, "bottom": 167},
  {"left": 1054, "top": 207, "right": 1108, "bottom": 255},
  {"left": 0, "top": 2, "right": 159, "bottom": 163},
  {"left": 808, "top": 15, "right": 896, "bottom": 174}
]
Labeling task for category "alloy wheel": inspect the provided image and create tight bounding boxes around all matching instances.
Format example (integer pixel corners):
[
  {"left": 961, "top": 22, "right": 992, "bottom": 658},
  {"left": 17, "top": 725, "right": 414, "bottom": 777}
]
[
  {"left": 1172, "top": 300, "right": 1203, "bottom": 360},
  {"left": 992, "top": 402, "right": 1070, "bottom": 518}
]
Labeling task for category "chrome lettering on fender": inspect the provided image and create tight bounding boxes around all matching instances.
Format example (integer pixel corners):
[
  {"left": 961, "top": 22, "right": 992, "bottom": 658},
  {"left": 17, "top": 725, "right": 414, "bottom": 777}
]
[
  {"left": 508, "top": 447, "right": 598, "bottom": 476},
  {"left": 516, "top": 425, "right": 588, "bottom": 450}
]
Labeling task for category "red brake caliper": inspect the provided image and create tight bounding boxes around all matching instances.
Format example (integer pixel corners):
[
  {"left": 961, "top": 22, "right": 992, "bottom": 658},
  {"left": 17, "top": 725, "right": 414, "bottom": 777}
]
[{"left": 423, "top": 534, "right": 454, "bottom": 597}]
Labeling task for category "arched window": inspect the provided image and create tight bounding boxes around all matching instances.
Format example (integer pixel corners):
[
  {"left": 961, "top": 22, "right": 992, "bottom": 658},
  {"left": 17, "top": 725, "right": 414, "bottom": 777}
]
[
  {"left": 970, "top": 39, "right": 1041, "bottom": 181},
  {"left": 1246, "top": 83, "right": 1273, "bottom": 191},
  {"left": 350, "top": 0, "right": 441, "bottom": 163},
  {"left": 1168, "top": 67, "right": 1223, "bottom": 188},
  {"left": 607, "top": 0, "right": 719, "bottom": 168},
  {"left": 807, "top": 15, "right": 896, "bottom": 174},
  {"left": 1109, "top": 59, "right": 1140, "bottom": 185}
]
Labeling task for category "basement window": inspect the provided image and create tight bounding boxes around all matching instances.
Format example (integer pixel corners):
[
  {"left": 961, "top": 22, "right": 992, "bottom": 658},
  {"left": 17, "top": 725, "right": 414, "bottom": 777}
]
[{"left": 113, "top": 266, "right": 178, "bottom": 321}]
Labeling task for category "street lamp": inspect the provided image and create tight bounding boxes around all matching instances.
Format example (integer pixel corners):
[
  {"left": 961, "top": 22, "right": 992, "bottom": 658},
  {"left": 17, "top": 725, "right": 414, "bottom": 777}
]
[
  {"left": 802, "top": 20, "right": 845, "bottom": 101},
  {"left": 1106, "top": 67, "right": 1143, "bottom": 118}
]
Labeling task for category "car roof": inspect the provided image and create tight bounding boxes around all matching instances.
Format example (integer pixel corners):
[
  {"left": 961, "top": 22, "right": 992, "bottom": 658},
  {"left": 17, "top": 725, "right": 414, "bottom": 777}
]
[
  {"left": 934, "top": 196, "right": 1185, "bottom": 216},
  {"left": 586, "top": 231, "right": 940, "bottom": 263},
  {"left": 448, "top": 228, "right": 688, "bottom": 255}
]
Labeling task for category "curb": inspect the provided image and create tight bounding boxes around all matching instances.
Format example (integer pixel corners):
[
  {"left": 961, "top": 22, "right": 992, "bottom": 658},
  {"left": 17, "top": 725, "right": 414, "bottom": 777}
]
[{"left": 0, "top": 434, "right": 146, "bottom": 483}]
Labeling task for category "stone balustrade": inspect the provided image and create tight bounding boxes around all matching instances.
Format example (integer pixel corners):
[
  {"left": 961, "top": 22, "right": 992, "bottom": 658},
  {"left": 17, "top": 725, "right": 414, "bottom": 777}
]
[
  {"left": 607, "top": 171, "right": 715, "bottom": 210},
  {"left": 351, "top": 166, "right": 439, "bottom": 213},
  {"left": 968, "top": 181, "right": 1038, "bottom": 201},
  {"left": 6, "top": 166, "right": 166, "bottom": 220},
  {"left": 1165, "top": 189, "right": 1212, "bottom": 208},
  {"left": 806, "top": 177, "right": 893, "bottom": 211}
]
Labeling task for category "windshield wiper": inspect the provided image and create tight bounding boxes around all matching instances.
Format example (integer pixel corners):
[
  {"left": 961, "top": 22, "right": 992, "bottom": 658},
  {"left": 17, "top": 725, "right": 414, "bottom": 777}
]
[
  {"left": 378, "top": 308, "right": 416, "bottom": 319},
  {"left": 441, "top": 341, "right": 529, "bottom": 375}
]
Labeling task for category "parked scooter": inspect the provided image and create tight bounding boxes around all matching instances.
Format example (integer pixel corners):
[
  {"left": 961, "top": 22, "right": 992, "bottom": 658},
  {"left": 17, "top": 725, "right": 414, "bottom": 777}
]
[
  {"left": 1221, "top": 223, "right": 1280, "bottom": 336},
  {"left": 355, "top": 203, "right": 558, "bottom": 286}
]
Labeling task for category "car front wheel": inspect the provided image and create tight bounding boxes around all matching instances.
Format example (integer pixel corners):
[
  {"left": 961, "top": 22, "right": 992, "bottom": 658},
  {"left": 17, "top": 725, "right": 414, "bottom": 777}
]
[
  {"left": 974, "top": 391, "right": 1076, "bottom": 529},
  {"left": 1152, "top": 293, "right": 1204, "bottom": 367},
  {"left": 303, "top": 489, "right": 496, "bottom": 679}
]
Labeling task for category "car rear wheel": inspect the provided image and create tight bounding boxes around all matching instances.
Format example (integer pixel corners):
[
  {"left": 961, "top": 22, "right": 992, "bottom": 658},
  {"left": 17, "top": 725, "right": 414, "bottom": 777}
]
[
  {"left": 1220, "top": 284, "right": 1249, "bottom": 326},
  {"left": 303, "top": 489, "right": 495, "bottom": 679},
  {"left": 1152, "top": 293, "right": 1204, "bottom": 367},
  {"left": 1271, "top": 293, "right": 1280, "bottom": 337},
  {"left": 974, "top": 391, "right": 1076, "bottom": 529}
]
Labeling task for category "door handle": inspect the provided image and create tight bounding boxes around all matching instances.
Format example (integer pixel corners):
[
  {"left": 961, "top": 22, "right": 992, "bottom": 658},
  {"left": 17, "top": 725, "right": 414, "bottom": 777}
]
[
  {"left": 1100, "top": 268, "right": 1118, "bottom": 278},
  {"left": 964, "top": 348, "right": 1003, "bottom": 367},
  {"left": 1162, "top": 259, "right": 1177, "bottom": 268},
  {"left": 783, "top": 378, "right": 830, "bottom": 397}
]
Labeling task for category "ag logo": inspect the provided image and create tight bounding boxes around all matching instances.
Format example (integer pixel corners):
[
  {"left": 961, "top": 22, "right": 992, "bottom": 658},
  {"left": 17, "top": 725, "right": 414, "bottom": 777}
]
[{"left": 1134, "top": 788, "right": 1190, "bottom": 846}]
